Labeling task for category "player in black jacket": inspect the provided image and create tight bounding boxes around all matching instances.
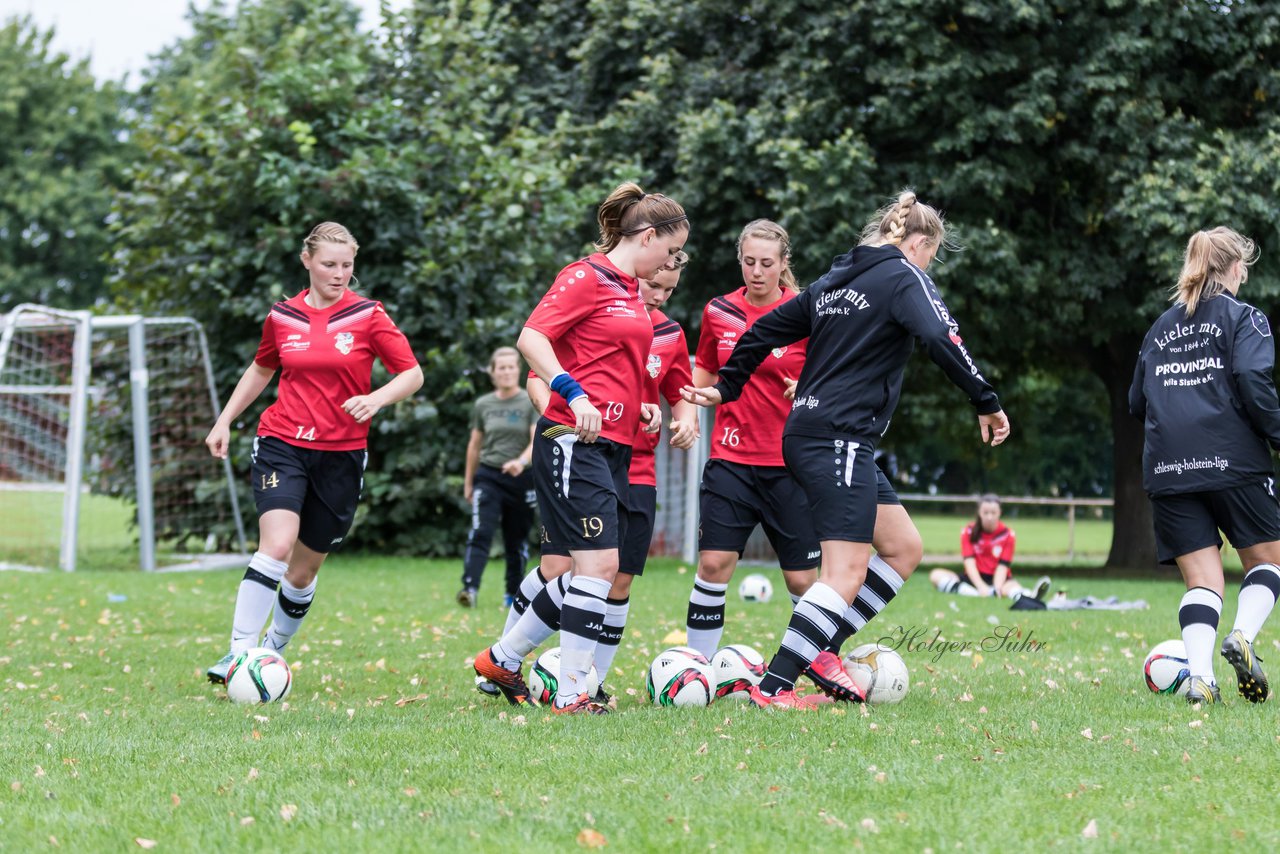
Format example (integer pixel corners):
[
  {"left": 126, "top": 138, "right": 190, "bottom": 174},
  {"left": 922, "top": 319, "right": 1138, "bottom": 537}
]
[
  {"left": 683, "top": 190, "right": 1010, "bottom": 709},
  {"left": 1130, "top": 226, "right": 1280, "bottom": 706}
]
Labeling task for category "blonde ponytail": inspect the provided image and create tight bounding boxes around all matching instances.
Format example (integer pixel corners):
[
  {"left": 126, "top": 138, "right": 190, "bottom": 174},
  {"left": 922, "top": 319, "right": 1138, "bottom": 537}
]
[
  {"left": 1172, "top": 227, "right": 1258, "bottom": 318},
  {"left": 859, "top": 189, "right": 947, "bottom": 251}
]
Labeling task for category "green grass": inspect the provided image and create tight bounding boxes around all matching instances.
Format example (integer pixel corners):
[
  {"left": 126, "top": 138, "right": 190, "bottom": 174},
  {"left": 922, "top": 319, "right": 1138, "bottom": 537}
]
[{"left": 2, "top": 556, "right": 1277, "bottom": 851}]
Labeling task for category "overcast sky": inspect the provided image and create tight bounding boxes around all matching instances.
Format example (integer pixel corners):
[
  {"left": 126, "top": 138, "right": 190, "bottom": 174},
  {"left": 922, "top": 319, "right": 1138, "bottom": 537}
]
[{"left": 2, "top": 0, "right": 407, "bottom": 84}]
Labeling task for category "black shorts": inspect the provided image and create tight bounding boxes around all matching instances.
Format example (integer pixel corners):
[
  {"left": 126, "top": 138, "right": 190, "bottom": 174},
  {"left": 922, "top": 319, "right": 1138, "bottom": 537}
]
[
  {"left": 698, "top": 458, "right": 820, "bottom": 571},
  {"left": 619, "top": 484, "right": 657, "bottom": 576},
  {"left": 1151, "top": 479, "right": 1280, "bottom": 565},
  {"left": 875, "top": 467, "right": 900, "bottom": 505},
  {"left": 782, "top": 434, "right": 879, "bottom": 543},
  {"left": 531, "top": 417, "right": 631, "bottom": 553},
  {"left": 251, "top": 435, "right": 367, "bottom": 553}
]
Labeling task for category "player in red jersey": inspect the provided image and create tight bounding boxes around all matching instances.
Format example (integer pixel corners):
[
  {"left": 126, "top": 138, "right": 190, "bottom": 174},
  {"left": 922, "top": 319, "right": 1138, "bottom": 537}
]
[
  {"left": 682, "top": 219, "right": 822, "bottom": 659},
  {"left": 930, "top": 495, "right": 1050, "bottom": 600},
  {"left": 203, "top": 223, "right": 423, "bottom": 684},
  {"left": 474, "top": 182, "right": 690, "bottom": 714},
  {"left": 474, "top": 257, "right": 697, "bottom": 703}
]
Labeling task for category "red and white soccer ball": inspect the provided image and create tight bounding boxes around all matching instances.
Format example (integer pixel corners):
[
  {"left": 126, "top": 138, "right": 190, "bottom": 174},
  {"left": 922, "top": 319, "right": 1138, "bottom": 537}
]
[
  {"left": 225, "top": 647, "right": 293, "bottom": 704},
  {"left": 1143, "top": 639, "right": 1191, "bottom": 696},
  {"left": 842, "top": 643, "right": 909, "bottom": 704},
  {"left": 738, "top": 574, "right": 773, "bottom": 603},
  {"left": 647, "top": 647, "right": 715, "bottom": 707},
  {"left": 527, "top": 646, "right": 600, "bottom": 705},
  {"left": 710, "top": 644, "right": 766, "bottom": 701}
]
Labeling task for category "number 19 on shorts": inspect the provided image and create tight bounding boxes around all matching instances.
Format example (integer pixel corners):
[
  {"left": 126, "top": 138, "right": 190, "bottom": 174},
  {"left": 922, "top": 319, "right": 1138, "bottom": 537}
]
[{"left": 580, "top": 516, "right": 604, "bottom": 538}]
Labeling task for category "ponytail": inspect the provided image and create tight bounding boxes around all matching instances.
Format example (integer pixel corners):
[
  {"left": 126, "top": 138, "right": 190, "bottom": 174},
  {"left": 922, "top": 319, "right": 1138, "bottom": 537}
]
[
  {"left": 1172, "top": 226, "right": 1258, "bottom": 318},
  {"left": 594, "top": 182, "right": 688, "bottom": 253},
  {"left": 859, "top": 189, "right": 949, "bottom": 252},
  {"left": 972, "top": 494, "right": 1001, "bottom": 543}
]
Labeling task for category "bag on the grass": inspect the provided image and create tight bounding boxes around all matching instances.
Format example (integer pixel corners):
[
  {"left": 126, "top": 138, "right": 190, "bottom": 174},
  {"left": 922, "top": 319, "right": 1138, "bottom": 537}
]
[{"left": 1010, "top": 595, "right": 1047, "bottom": 610}]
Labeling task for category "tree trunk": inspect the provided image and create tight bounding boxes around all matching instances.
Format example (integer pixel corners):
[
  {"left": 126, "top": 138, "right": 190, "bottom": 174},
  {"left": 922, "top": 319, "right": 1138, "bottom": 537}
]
[{"left": 1098, "top": 335, "right": 1160, "bottom": 571}]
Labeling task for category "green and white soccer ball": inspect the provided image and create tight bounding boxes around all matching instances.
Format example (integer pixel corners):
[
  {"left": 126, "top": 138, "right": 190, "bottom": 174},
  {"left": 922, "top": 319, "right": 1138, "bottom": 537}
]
[
  {"left": 527, "top": 647, "right": 599, "bottom": 704},
  {"left": 225, "top": 647, "right": 293, "bottom": 703}
]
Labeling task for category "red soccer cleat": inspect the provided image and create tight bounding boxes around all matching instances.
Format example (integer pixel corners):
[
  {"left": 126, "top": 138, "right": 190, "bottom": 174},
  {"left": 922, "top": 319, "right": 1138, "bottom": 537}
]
[
  {"left": 472, "top": 647, "right": 536, "bottom": 707},
  {"left": 746, "top": 685, "right": 823, "bottom": 710},
  {"left": 805, "top": 650, "right": 867, "bottom": 703},
  {"left": 550, "top": 692, "right": 611, "bottom": 715}
]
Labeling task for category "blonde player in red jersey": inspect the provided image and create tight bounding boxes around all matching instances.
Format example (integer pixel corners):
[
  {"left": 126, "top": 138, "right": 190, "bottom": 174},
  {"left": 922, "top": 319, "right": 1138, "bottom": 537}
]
[
  {"left": 474, "top": 182, "right": 690, "bottom": 714},
  {"left": 204, "top": 222, "right": 423, "bottom": 684}
]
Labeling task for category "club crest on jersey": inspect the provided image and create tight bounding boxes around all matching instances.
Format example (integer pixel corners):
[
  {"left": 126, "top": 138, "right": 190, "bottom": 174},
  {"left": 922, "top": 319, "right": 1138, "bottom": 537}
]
[
  {"left": 647, "top": 354, "right": 662, "bottom": 378},
  {"left": 334, "top": 332, "right": 354, "bottom": 355},
  {"left": 771, "top": 346, "right": 788, "bottom": 359}
]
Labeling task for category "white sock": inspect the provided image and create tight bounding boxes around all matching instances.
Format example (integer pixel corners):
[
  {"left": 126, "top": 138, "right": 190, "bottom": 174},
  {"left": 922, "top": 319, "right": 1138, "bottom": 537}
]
[
  {"left": 492, "top": 573, "right": 569, "bottom": 669},
  {"left": 263, "top": 577, "right": 316, "bottom": 653},
  {"left": 685, "top": 579, "right": 728, "bottom": 660},
  {"left": 1233, "top": 564, "right": 1280, "bottom": 642},
  {"left": 230, "top": 552, "right": 287, "bottom": 654},
  {"left": 557, "top": 575, "right": 611, "bottom": 706},
  {"left": 1180, "top": 586, "right": 1223, "bottom": 682},
  {"left": 592, "top": 597, "right": 630, "bottom": 687},
  {"left": 503, "top": 567, "right": 550, "bottom": 637}
]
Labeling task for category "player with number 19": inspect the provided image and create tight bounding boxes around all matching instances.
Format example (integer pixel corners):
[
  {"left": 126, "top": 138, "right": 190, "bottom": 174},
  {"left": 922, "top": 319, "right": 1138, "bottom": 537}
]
[{"left": 203, "top": 222, "right": 423, "bottom": 685}]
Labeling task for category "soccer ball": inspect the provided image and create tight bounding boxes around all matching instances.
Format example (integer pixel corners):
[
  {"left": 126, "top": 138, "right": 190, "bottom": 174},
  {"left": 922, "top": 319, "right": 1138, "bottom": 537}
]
[
  {"left": 842, "top": 643, "right": 909, "bottom": 704},
  {"left": 738, "top": 573, "right": 773, "bottom": 603},
  {"left": 1143, "top": 639, "right": 1191, "bottom": 696},
  {"left": 225, "top": 647, "right": 293, "bottom": 703},
  {"left": 527, "top": 647, "right": 600, "bottom": 704},
  {"left": 711, "top": 644, "right": 766, "bottom": 701},
  {"left": 647, "top": 647, "right": 715, "bottom": 707},
  {"left": 664, "top": 645, "right": 711, "bottom": 665}
]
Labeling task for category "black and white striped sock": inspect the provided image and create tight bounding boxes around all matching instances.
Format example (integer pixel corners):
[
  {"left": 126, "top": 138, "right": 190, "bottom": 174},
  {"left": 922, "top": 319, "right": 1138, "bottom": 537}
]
[
  {"left": 826, "top": 555, "right": 904, "bottom": 653},
  {"left": 592, "top": 597, "right": 630, "bottom": 687},
  {"left": 1233, "top": 564, "right": 1280, "bottom": 642},
  {"left": 503, "top": 566, "right": 550, "bottom": 637},
  {"left": 685, "top": 579, "right": 728, "bottom": 660},
  {"left": 263, "top": 577, "right": 316, "bottom": 652},
  {"left": 1180, "top": 586, "right": 1222, "bottom": 682},
  {"left": 231, "top": 552, "right": 286, "bottom": 654},
  {"left": 557, "top": 576, "right": 611, "bottom": 706},
  {"left": 491, "top": 572, "right": 569, "bottom": 669},
  {"left": 759, "top": 582, "right": 848, "bottom": 695}
]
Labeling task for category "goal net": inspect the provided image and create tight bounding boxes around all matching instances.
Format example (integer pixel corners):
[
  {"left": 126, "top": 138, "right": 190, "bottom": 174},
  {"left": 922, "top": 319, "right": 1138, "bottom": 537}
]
[{"left": 0, "top": 304, "right": 248, "bottom": 572}]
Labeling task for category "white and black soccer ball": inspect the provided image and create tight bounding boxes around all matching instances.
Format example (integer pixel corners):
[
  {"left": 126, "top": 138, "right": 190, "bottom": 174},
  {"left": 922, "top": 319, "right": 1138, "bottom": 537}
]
[
  {"left": 842, "top": 643, "right": 909, "bottom": 705},
  {"left": 647, "top": 647, "right": 715, "bottom": 707},
  {"left": 1143, "top": 639, "right": 1191, "bottom": 696},
  {"left": 738, "top": 573, "right": 773, "bottom": 603},
  {"left": 711, "top": 644, "right": 766, "bottom": 701},
  {"left": 527, "top": 646, "right": 599, "bottom": 705},
  {"left": 225, "top": 647, "right": 293, "bottom": 704}
]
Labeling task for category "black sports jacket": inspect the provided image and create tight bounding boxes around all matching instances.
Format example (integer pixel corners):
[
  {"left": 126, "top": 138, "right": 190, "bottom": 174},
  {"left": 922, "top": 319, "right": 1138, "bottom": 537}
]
[
  {"left": 1130, "top": 292, "right": 1280, "bottom": 495},
  {"left": 714, "top": 244, "right": 1001, "bottom": 446}
]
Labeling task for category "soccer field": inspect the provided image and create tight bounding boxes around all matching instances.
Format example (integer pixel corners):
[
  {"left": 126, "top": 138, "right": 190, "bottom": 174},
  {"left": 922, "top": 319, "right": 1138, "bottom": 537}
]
[{"left": 2, "top": 557, "right": 1276, "bottom": 850}]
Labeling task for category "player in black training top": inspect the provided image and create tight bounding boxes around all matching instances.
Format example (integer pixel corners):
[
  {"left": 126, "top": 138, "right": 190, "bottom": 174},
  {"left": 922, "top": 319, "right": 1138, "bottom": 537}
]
[
  {"left": 683, "top": 190, "right": 1010, "bottom": 709},
  {"left": 1130, "top": 226, "right": 1280, "bottom": 706}
]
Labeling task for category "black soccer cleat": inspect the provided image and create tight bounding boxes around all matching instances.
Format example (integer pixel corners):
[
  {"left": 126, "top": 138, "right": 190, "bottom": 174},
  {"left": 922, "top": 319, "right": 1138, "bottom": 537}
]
[
  {"left": 1185, "top": 676, "right": 1221, "bottom": 707},
  {"left": 1221, "top": 629, "right": 1269, "bottom": 703}
]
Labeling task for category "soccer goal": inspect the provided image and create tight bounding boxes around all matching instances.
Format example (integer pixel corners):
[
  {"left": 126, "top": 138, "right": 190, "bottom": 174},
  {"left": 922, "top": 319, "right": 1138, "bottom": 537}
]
[{"left": 0, "top": 304, "right": 248, "bottom": 572}]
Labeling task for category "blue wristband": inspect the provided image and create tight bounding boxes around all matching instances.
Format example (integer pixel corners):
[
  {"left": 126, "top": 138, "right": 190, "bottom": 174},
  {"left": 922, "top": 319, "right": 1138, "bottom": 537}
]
[{"left": 549, "top": 372, "right": 587, "bottom": 405}]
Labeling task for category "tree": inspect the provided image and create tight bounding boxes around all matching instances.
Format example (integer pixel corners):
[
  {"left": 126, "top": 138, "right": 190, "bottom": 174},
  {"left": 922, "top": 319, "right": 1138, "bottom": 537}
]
[
  {"left": 112, "top": 0, "right": 596, "bottom": 554},
  {"left": 0, "top": 17, "right": 128, "bottom": 310},
  {"left": 490, "top": 0, "right": 1280, "bottom": 568}
]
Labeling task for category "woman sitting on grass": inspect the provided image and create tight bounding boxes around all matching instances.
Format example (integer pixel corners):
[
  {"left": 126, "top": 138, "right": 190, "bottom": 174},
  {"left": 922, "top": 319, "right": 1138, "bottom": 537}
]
[{"left": 929, "top": 494, "right": 1050, "bottom": 601}]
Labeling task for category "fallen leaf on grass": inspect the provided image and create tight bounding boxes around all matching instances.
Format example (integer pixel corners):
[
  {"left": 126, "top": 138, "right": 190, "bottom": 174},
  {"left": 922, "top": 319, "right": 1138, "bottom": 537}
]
[
  {"left": 576, "top": 828, "right": 607, "bottom": 848},
  {"left": 280, "top": 804, "right": 298, "bottom": 822},
  {"left": 695, "top": 743, "right": 708, "bottom": 755},
  {"left": 246, "top": 768, "right": 259, "bottom": 781},
  {"left": 394, "top": 694, "right": 429, "bottom": 707},
  {"left": 170, "top": 794, "right": 180, "bottom": 806},
  {"left": 1082, "top": 819, "right": 1098, "bottom": 838},
  {"left": 240, "top": 817, "right": 255, "bottom": 826},
  {"left": 1081, "top": 728, "right": 1093, "bottom": 740},
  {"left": 135, "top": 839, "right": 157, "bottom": 849},
  {"left": 661, "top": 630, "right": 687, "bottom": 644}
]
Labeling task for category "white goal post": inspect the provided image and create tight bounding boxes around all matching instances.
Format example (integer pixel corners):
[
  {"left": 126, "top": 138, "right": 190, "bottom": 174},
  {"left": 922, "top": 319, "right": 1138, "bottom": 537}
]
[{"left": 0, "top": 304, "right": 248, "bottom": 572}]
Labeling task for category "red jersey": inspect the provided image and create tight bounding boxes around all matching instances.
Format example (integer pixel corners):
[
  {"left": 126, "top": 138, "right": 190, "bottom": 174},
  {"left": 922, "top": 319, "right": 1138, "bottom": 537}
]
[
  {"left": 254, "top": 289, "right": 418, "bottom": 451},
  {"left": 960, "top": 522, "right": 1017, "bottom": 578},
  {"left": 629, "top": 309, "right": 693, "bottom": 487},
  {"left": 695, "top": 287, "right": 807, "bottom": 466},
  {"left": 525, "top": 254, "right": 653, "bottom": 446}
]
